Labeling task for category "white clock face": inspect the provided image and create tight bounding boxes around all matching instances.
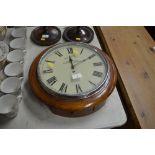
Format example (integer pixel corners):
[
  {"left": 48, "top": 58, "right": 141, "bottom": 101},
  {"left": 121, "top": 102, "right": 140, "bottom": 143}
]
[{"left": 37, "top": 43, "right": 109, "bottom": 98}]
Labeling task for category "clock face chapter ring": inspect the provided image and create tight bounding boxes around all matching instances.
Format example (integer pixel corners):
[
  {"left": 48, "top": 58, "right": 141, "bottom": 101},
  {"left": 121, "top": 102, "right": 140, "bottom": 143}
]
[{"left": 29, "top": 42, "right": 117, "bottom": 117}]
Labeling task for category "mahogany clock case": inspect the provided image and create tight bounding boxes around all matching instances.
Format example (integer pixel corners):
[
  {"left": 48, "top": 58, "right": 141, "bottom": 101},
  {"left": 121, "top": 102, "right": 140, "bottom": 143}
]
[{"left": 29, "top": 43, "right": 117, "bottom": 117}]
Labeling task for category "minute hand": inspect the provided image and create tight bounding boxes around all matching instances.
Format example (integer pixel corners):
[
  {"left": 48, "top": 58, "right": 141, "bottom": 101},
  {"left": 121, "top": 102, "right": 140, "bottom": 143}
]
[
  {"left": 69, "top": 55, "right": 75, "bottom": 70},
  {"left": 74, "top": 54, "right": 96, "bottom": 67}
]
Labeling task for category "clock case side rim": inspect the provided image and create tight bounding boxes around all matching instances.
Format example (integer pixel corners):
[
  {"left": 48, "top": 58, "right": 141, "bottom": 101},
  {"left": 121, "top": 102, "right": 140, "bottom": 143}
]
[{"left": 28, "top": 44, "right": 117, "bottom": 117}]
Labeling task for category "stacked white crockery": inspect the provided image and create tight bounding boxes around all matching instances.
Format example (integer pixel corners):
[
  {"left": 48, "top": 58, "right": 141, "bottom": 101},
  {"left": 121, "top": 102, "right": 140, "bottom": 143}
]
[{"left": 0, "top": 27, "right": 26, "bottom": 122}]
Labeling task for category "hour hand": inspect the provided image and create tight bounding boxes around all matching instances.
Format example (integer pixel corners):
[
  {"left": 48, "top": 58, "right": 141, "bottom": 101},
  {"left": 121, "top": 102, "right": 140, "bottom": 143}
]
[{"left": 63, "top": 58, "right": 80, "bottom": 64}]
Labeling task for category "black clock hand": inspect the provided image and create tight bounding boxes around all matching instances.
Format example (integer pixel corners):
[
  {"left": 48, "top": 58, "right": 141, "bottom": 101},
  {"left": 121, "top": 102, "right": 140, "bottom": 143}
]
[
  {"left": 74, "top": 54, "right": 95, "bottom": 67},
  {"left": 63, "top": 59, "right": 80, "bottom": 64},
  {"left": 69, "top": 55, "right": 75, "bottom": 70},
  {"left": 72, "top": 59, "right": 86, "bottom": 67}
]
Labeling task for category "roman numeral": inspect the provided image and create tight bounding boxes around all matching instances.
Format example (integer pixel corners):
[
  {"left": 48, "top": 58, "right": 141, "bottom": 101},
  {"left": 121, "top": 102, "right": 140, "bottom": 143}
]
[
  {"left": 47, "top": 76, "right": 57, "bottom": 85},
  {"left": 75, "top": 84, "right": 82, "bottom": 93},
  {"left": 59, "top": 82, "right": 68, "bottom": 93},
  {"left": 88, "top": 81, "right": 96, "bottom": 86},
  {"left": 80, "top": 49, "right": 84, "bottom": 55},
  {"left": 88, "top": 54, "right": 96, "bottom": 59},
  {"left": 93, "top": 62, "right": 103, "bottom": 66},
  {"left": 43, "top": 69, "right": 53, "bottom": 73},
  {"left": 93, "top": 71, "right": 103, "bottom": 77},
  {"left": 55, "top": 51, "right": 63, "bottom": 57},
  {"left": 67, "top": 48, "right": 73, "bottom": 54}
]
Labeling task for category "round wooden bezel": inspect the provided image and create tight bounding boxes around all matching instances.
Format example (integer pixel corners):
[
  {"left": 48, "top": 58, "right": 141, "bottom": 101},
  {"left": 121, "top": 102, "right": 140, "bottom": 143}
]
[{"left": 28, "top": 45, "right": 117, "bottom": 117}]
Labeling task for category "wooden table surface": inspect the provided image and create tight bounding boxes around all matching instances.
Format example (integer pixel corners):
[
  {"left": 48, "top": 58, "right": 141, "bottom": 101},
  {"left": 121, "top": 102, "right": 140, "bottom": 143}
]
[{"left": 96, "top": 26, "right": 155, "bottom": 128}]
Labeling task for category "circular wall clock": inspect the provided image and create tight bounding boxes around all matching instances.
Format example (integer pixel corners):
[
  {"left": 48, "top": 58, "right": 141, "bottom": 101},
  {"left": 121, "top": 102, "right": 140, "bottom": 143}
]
[{"left": 29, "top": 42, "right": 117, "bottom": 117}]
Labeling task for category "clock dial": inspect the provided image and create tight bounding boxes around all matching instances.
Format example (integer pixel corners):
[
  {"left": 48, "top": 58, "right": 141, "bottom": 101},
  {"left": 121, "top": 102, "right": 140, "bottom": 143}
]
[{"left": 37, "top": 43, "right": 109, "bottom": 98}]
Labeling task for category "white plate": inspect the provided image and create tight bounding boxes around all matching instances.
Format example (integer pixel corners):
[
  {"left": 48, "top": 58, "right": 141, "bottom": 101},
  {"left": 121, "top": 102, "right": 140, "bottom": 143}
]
[
  {"left": 0, "top": 77, "right": 22, "bottom": 95},
  {"left": 7, "top": 49, "right": 25, "bottom": 63},
  {"left": 9, "top": 38, "right": 25, "bottom": 50},
  {"left": 4, "top": 62, "right": 23, "bottom": 77},
  {"left": 11, "top": 27, "right": 26, "bottom": 38}
]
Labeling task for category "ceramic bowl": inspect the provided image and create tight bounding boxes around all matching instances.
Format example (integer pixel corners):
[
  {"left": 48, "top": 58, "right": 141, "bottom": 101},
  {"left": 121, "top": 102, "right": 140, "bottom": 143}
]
[
  {"left": 7, "top": 49, "right": 25, "bottom": 63},
  {"left": 9, "top": 38, "right": 25, "bottom": 50},
  {"left": 0, "top": 94, "right": 21, "bottom": 121},
  {"left": 0, "top": 77, "right": 22, "bottom": 95},
  {"left": 4, "top": 62, "right": 23, "bottom": 77},
  {"left": 11, "top": 27, "right": 26, "bottom": 38}
]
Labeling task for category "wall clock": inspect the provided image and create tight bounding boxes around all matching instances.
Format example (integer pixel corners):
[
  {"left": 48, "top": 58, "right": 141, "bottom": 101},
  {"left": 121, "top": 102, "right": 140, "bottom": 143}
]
[{"left": 29, "top": 42, "right": 117, "bottom": 117}]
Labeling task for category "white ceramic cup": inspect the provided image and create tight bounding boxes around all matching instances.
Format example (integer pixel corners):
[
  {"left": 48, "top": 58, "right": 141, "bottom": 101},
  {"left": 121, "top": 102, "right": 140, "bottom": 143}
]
[
  {"left": 0, "top": 94, "right": 22, "bottom": 120},
  {"left": 9, "top": 38, "right": 26, "bottom": 50},
  {"left": 4, "top": 62, "right": 23, "bottom": 77},
  {"left": 7, "top": 49, "right": 26, "bottom": 63},
  {"left": 0, "top": 77, "right": 23, "bottom": 95},
  {"left": 11, "top": 27, "right": 26, "bottom": 38}
]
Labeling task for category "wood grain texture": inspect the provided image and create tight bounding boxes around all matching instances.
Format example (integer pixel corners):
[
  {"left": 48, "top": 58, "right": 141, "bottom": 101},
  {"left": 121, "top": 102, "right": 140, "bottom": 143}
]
[
  {"left": 98, "top": 26, "right": 155, "bottom": 128},
  {"left": 28, "top": 45, "right": 117, "bottom": 117}
]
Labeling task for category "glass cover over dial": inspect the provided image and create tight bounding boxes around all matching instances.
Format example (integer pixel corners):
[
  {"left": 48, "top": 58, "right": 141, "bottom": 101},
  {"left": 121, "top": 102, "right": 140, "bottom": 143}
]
[{"left": 37, "top": 42, "right": 109, "bottom": 99}]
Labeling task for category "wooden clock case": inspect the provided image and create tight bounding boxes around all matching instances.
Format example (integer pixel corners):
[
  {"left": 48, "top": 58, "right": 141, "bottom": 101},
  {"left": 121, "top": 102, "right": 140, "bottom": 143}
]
[{"left": 29, "top": 45, "right": 117, "bottom": 117}]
